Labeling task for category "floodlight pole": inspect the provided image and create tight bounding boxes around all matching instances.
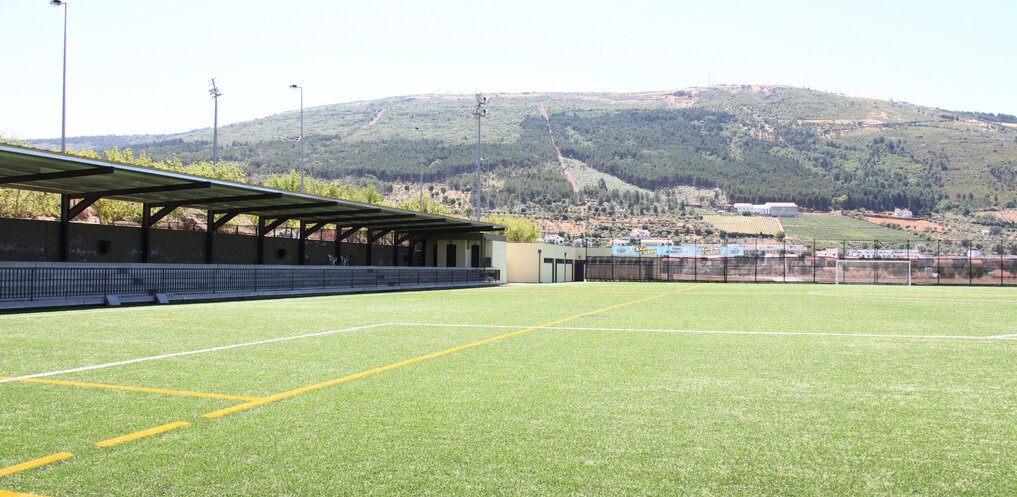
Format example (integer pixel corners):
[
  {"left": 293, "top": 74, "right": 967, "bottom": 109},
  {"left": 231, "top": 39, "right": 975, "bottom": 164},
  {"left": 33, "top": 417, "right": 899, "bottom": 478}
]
[
  {"left": 290, "top": 84, "right": 304, "bottom": 193},
  {"left": 209, "top": 78, "right": 222, "bottom": 164},
  {"left": 52, "top": 0, "right": 68, "bottom": 152},
  {"left": 472, "top": 94, "right": 488, "bottom": 221}
]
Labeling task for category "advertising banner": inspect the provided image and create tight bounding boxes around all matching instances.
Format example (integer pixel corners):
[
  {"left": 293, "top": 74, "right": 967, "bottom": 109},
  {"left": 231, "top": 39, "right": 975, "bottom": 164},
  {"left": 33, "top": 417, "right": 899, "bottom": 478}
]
[{"left": 611, "top": 244, "right": 745, "bottom": 257}]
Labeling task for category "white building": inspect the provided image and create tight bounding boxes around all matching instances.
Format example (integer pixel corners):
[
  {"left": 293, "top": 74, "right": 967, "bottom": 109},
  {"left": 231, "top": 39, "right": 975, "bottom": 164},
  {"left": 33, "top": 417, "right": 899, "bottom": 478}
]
[
  {"left": 732, "top": 202, "right": 798, "bottom": 217},
  {"left": 542, "top": 234, "right": 565, "bottom": 245},
  {"left": 629, "top": 228, "right": 651, "bottom": 239},
  {"left": 893, "top": 208, "right": 914, "bottom": 218}
]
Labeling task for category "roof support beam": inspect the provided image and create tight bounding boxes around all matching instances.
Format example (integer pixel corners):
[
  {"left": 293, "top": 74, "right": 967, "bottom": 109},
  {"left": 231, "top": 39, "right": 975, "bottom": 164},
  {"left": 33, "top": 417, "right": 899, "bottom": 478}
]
[
  {"left": 336, "top": 226, "right": 363, "bottom": 242},
  {"left": 299, "top": 213, "right": 417, "bottom": 225},
  {"left": 368, "top": 229, "right": 391, "bottom": 244},
  {"left": 396, "top": 232, "right": 415, "bottom": 245},
  {"left": 211, "top": 211, "right": 240, "bottom": 231},
  {"left": 413, "top": 226, "right": 501, "bottom": 236},
  {"left": 148, "top": 204, "right": 178, "bottom": 225},
  {"left": 210, "top": 201, "right": 339, "bottom": 216},
  {"left": 68, "top": 181, "right": 211, "bottom": 200},
  {"left": 0, "top": 167, "right": 113, "bottom": 185},
  {"left": 301, "top": 222, "right": 327, "bottom": 239},
  {"left": 263, "top": 217, "right": 290, "bottom": 234},
  {"left": 146, "top": 192, "right": 282, "bottom": 208},
  {"left": 67, "top": 195, "right": 100, "bottom": 219}
]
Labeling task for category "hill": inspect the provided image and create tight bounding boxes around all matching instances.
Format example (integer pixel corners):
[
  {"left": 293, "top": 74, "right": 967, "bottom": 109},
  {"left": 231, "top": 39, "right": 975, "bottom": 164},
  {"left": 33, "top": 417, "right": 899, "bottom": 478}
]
[{"left": 27, "top": 86, "right": 1017, "bottom": 239}]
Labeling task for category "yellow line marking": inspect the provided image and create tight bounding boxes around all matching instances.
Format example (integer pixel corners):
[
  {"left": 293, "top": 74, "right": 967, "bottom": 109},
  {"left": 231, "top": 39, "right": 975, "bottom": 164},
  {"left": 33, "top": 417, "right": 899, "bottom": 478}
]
[
  {"left": 95, "top": 421, "right": 190, "bottom": 448},
  {"left": 0, "top": 489, "right": 51, "bottom": 497},
  {"left": 0, "top": 452, "right": 73, "bottom": 479},
  {"left": 204, "top": 287, "right": 695, "bottom": 419},
  {"left": 0, "top": 376, "right": 261, "bottom": 402}
]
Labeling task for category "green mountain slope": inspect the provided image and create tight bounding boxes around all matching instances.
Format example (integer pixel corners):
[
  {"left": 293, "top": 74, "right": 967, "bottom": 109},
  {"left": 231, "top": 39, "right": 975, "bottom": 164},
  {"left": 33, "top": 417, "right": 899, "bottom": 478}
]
[{"left": 36, "top": 86, "right": 1017, "bottom": 215}]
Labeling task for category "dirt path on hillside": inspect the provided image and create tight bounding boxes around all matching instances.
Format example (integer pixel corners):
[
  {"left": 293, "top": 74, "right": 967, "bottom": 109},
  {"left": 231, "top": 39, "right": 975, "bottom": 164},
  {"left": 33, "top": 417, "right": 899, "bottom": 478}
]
[
  {"left": 367, "top": 108, "right": 386, "bottom": 126},
  {"left": 538, "top": 102, "right": 579, "bottom": 193}
]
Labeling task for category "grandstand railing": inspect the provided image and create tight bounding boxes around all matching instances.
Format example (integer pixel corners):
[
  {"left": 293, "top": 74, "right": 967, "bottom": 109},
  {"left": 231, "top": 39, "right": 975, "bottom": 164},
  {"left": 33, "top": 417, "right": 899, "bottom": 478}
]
[
  {"left": 586, "top": 239, "right": 1017, "bottom": 286},
  {"left": 0, "top": 263, "right": 500, "bottom": 303}
]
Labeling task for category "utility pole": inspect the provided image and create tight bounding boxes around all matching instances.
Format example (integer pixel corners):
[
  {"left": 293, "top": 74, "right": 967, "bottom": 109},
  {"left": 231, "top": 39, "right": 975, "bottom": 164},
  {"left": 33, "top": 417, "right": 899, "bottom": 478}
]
[
  {"left": 472, "top": 94, "right": 488, "bottom": 221},
  {"left": 209, "top": 78, "right": 222, "bottom": 164}
]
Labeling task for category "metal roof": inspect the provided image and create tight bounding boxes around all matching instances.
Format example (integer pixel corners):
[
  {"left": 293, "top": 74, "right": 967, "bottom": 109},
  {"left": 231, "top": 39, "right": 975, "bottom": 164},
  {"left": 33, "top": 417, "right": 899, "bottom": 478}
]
[{"left": 0, "top": 144, "right": 503, "bottom": 234}]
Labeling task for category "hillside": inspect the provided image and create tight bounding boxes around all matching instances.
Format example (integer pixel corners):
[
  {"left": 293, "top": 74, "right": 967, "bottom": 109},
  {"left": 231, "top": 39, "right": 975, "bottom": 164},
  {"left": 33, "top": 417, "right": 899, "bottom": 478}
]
[{"left": 29, "top": 86, "right": 1017, "bottom": 239}]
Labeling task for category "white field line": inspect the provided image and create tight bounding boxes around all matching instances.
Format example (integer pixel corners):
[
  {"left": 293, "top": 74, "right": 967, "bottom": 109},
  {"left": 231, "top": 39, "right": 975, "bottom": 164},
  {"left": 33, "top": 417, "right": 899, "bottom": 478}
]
[
  {"left": 807, "top": 291, "right": 1017, "bottom": 304},
  {"left": 390, "top": 322, "right": 1016, "bottom": 341},
  {"left": 0, "top": 323, "right": 390, "bottom": 384}
]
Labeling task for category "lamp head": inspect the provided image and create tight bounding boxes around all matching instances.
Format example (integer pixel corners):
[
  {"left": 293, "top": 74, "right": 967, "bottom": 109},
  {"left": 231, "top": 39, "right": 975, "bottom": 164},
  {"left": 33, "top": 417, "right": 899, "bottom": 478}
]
[
  {"left": 51, "top": 0, "right": 65, "bottom": 6},
  {"left": 289, "top": 84, "right": 299, "bottom": 89}
]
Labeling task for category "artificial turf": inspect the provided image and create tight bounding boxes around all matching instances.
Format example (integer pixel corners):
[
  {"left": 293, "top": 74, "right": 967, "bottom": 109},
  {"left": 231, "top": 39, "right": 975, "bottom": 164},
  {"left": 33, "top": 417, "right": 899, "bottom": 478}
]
[{"left": 1, "top": 283, "right": 1015, "bottom": 496}]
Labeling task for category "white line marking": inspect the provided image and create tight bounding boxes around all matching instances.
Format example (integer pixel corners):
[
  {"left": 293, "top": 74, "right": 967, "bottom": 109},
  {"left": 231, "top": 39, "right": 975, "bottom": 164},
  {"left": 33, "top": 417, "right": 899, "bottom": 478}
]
[
  {"left": 807, "top": 291, "right": 1017, "bottom": 303},
  {"left": 989, "top": 334, "right": 1017, "bottom": 339},
  {"left": 0, "top": 323, "right": 390, "bottom": 384},
  {"left": 390, "top": 322, "right": 1016, "bottom": 341}
]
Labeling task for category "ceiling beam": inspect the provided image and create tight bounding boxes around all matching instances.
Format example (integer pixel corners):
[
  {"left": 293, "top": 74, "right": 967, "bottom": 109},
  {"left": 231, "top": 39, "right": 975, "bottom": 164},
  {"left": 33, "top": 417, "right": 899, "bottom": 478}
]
[
  {"left": 68, "top": 181, "right": 211, "bottom": 200},
  {"left": 146, "top": 192, "right": 282, "bottom": 208},
  {"left": 211, "top": 201, "right": 339, "bottom": 216},
  {"left": 0, "top": 167, "right": 113, "bottom": 185}
]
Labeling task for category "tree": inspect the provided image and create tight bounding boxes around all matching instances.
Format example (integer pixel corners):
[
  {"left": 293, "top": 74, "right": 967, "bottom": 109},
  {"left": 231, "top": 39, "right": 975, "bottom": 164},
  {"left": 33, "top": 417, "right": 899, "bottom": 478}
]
[{"left": 486, "top": 213, "right": 540, "bottom": 243}]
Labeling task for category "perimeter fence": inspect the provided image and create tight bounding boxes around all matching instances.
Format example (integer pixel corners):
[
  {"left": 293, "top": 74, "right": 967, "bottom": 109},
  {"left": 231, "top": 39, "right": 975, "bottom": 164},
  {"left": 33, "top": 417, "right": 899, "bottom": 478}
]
[{"left": 586, "top": 239, "right": 1017, "bottom": 286}]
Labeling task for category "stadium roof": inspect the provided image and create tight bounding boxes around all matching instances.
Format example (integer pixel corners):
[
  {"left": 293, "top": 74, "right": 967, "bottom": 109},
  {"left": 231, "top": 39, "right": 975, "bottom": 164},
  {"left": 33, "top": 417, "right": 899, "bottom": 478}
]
[{"left": 0, "top": 144, "right": 502, "bottom": 234}]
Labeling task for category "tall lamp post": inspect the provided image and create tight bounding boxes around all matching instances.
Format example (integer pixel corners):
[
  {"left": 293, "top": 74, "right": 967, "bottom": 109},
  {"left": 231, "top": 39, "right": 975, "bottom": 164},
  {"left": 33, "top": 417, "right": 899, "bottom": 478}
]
[
  {"left": 209, "top": 78, "right": 222, "bottom": 164},
  {"left": 51, "top": 0, "right": 68, "bottom": 152},
  {"left": 414, "top": 126, "right": 425, "bottom": 211},
  {"left": 289, "top": 84, "right": 304, "bottom": 193},
  {"left": 472, "top": 94, "right": 488, "bottom": 221}
]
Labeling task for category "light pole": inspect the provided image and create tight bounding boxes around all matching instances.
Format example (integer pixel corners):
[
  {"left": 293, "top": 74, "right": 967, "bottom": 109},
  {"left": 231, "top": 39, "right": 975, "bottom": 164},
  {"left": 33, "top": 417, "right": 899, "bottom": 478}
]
[
  {"left": 472, "top": 94, "right": 488, "bottom": 221},
  {"left": 414, "top": 126, "right": 425, "bottom": 211},
  {"left": 209, "top": 79, "right": 222, "bottom": 164},
  {"left": 51, "top": 0, "right": 68, "bottom": 152},
  {"left": 289, "top": 84, "right": 304, "bottom": 193}
]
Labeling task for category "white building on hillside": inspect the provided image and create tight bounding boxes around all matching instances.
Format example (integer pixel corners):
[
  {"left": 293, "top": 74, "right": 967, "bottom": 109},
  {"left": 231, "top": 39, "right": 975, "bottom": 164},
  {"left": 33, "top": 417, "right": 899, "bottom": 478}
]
[
  {"left": 893, "top": 208, "right": 914, "bottom": 218},
  {"left": 733, "top": 202, "right": 799, "bottom": 217}
]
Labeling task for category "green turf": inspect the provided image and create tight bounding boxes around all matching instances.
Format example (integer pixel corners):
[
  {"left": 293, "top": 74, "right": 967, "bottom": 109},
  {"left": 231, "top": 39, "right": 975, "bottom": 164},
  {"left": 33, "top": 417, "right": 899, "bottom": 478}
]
[{"left": 1, "top": 283, "right": 1015, "bottom": 496}]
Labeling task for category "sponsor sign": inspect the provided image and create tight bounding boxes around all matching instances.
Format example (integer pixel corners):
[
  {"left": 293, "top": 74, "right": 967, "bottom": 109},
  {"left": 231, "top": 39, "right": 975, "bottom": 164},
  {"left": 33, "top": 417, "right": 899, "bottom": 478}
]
[{"left": 611, "top": 244, "right": 745, "bottom": 257}]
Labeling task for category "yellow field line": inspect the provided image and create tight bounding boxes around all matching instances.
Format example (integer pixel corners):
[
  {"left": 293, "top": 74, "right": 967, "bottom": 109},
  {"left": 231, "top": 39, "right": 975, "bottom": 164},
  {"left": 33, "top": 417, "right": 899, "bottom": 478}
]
[
  {"left": 0, "top": 376, "right": 261, "bottom": 402},
  {"left": 204, "top": 288, "right": 695, "bottom": 419},
  {"left": 0, "top": 452, "right": 73, "bottom": 479},
  {"left": 0, "top": 488, "right": 51, "bottom": 497},
  {"left": 95, "top": 421, "right": 190, "bottom": 448}
]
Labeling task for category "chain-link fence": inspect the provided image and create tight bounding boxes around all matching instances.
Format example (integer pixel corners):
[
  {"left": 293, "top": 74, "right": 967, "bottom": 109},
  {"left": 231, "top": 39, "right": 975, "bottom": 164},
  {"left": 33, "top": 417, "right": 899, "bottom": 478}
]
[{"left": 587, "top": 239, "right": 1017, "bottom": 286}]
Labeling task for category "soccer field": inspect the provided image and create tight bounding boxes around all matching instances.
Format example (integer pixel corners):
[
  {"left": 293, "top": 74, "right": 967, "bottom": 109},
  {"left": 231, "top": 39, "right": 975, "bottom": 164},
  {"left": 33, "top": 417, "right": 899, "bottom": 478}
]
[{"left": 1, "top": 283, "right": 1015, "bottom": 496}]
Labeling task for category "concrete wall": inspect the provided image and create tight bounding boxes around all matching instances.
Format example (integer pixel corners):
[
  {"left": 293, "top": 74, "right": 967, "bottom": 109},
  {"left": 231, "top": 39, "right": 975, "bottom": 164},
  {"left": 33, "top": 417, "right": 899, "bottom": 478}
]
[
  {"left": 0, "top": 218, "right": 412, "bottom": 266},
  {"left": 506, "top": 242, "right": 586, "bottom": 283}
]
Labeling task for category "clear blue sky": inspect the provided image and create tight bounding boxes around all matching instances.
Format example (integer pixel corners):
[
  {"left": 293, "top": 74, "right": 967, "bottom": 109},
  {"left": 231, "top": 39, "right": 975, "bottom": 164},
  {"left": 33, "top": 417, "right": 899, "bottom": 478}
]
[{"left": 2, "top": 0, "right": 1015, "bottom": 139}]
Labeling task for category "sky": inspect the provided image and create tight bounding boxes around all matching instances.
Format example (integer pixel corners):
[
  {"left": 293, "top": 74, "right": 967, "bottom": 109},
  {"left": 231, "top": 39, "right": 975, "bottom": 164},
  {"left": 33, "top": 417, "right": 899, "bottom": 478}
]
[{"left": 1, "top": 0, "right": 1015, "bottom": 139}]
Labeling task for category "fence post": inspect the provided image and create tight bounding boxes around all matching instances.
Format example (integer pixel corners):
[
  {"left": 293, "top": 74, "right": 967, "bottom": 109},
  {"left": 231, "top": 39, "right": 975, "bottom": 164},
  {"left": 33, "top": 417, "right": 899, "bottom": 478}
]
[
  {"left": 782, "top": 239, "right": 786, "bottom": 283},
  {"left": 694, "top": 243, "right": 698, "bottom": 282},
  {"left": 753, "top": 238, "right": 758, "bottom": 283},
  {"left": 968, "top": 241, "right": 973, "bottom": 286},
  {"left": 1001, "top": 241, "right": 1005, "bottom": 287},
  {"left": 812, "top": 238, "right": 817, "bottom": 283},
  {"left": 936, "top": 239, "right": 941, "bottom": 285}
]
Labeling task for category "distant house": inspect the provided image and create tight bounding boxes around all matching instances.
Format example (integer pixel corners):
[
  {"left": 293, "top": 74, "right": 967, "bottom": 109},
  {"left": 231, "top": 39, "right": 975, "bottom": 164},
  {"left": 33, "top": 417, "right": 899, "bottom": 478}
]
[
  {"left": 893, "top": 208, "right": 914, "bottom": 218},
  {"left": 542, "top": 234, "right": 565, "bottom": 245},
  {"left": 611, "top": 238, "right": 631, "bottom": 246},
  {"left": 732, "top": 202, "right": 798, "bottom": 218},
  {"left": 629, "top": 228, "right": 651, "bottom": 239}
]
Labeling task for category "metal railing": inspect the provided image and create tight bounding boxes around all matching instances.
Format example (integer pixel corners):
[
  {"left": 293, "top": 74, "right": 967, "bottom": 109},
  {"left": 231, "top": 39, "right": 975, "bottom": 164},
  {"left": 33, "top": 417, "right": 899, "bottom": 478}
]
[{"left": 0, "top": 264, "right": 500, "bottom": 302}]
